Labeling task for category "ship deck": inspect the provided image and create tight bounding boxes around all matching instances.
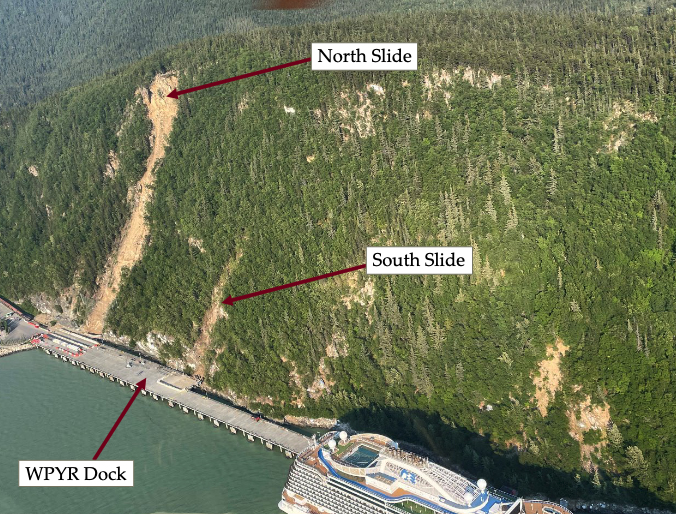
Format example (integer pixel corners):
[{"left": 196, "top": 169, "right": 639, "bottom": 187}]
[{"left": 522, "top": 501, "right": 573, "bottom": 514}]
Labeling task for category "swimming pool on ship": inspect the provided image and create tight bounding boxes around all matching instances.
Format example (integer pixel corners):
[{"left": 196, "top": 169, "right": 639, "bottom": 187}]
[{"left": 341, "top": 445, "right": 380, "bottom": 468}]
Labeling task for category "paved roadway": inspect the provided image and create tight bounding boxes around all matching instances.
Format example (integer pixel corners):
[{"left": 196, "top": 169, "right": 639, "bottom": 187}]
[
  {"left": 39, "top": 338, "right": 311, "bottom": 454},
  {"left": 0, "top": 304, "right": 42, "bottom": 343}
]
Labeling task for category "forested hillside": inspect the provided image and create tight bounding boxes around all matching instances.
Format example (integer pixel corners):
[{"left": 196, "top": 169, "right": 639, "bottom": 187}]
[
  {"left": 2, "top": 5, "right": 676, "bottom": 511},
  {"left": 0, "top": 67, "right": 153, "bottom": 302},
  {"left": 0, "top": 0, "right": 670, "bottom": 109}
]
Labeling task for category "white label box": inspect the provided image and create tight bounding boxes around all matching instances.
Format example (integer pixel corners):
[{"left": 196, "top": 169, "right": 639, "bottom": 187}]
[
  {"left": 367, "top": 247, "right": 472, "bottom": 275},
  {"left": 19, "top": 461, "right": 133, "bottom": 487},
  {"left": 312, "top": 43, "right": 417, "bottom": 71}
]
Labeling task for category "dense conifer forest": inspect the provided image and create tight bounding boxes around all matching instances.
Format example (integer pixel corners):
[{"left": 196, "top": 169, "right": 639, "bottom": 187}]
[
  {"left": 0, "top": 0, "right": 671, "bottom": 108},
  {"left": 0, "top": 0, "right": 457, "bottom": 109},
  {"left": 2, "top": 2, "right": 676, "bottom": 510}
]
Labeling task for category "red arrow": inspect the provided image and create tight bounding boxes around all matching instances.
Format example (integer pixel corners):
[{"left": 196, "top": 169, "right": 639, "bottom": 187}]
[
  {"left": 167, "top": 57, "right": 311, "bottom": 99},
  {"left": 223, "top": 264, "right": 366, "bottom": 306},
  {"left": 93, "top": 378, "right": 147, "bottom": 460}
]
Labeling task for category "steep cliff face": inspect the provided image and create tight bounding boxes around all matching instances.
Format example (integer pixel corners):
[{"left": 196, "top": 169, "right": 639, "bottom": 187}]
[{"left": 85, "top": 74, "right": 178, "bottom": 334}]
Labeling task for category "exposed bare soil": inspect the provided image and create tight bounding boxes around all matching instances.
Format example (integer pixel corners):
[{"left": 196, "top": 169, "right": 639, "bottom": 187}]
[
  {"left": 602, "top": 100, "right": 658, "bottom": 153},
  {"left": 184, "top": 247, "right": 244, "bottom": 377},
  {"left": 533, "top": 337, "right": 570, "bottom": 416},
  {"left": 328, "top": 87, "right": 380, "bottom": 139},
  {"left": 84, "top": 73, "right": 178, "bottom": 334},
  {"left": 340, "top": 274, "right": 375, "bottom": 310},
  {"left": 567, "top": 395, "right": 611, "bottom": 471},
  {"left": 422, "top": 67, "right": 507, "bottom": 104}
]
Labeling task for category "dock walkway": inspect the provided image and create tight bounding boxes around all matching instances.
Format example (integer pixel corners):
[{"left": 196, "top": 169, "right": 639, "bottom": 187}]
[{"left": 37, "top": 336, "right": 311, "bottom": 456}]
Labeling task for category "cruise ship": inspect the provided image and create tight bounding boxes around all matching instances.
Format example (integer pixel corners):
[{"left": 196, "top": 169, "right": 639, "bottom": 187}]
[{"left": 279, "top": 431, "right": 572, "bottom": 514}]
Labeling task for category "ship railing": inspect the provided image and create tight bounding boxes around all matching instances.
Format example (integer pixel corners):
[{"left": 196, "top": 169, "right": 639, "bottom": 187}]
[
  {"left": 329, "top": 459, "right": 369, "bottom": 477},
  {"left": 382, "top": 447, "right": 430, "bottom": 469},
  {"left": 318, "top": 432, "right": 335, "bottom": 445},
  {"left": 383, "top": 458, "right": 477, "bottom": 505},
  {"left": 295, "top": 457, "right": 329, "bottom": 480},
  {"left": 320, "top": 451, "right": 465, "bottom": 514},
  {"left": 426, "top": 462, "right": 478, "bottom": 501}
]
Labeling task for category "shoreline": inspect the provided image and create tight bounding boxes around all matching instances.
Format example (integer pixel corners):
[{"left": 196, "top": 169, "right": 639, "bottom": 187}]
[
  {"left": 8, "top": 348, "right": 675, "bottom": 514},
  {"left": 33, "top": 337, "right": 310, "bottom": 455},
  {"left": 3, "top": 305, "right": 672, "bottom": 514},
  {"left": 0, "top": 342, "right": 35, "bottom": 358}
]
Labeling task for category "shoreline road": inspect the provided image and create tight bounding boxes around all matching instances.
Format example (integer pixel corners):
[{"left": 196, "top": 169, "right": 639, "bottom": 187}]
[{"left": 0, "top": 303, "right": 42, "bottom": 345}]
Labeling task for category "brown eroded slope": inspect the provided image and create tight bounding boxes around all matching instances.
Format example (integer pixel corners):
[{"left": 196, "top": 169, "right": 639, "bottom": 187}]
[
  {"left": 184, "top": 246, "right": 244, "bottom": 377},
  {"left": 567, "top": 395, "right": 611, "bottom": 471},
  {"left": 84, "top": 73, "right": 179, "bottom": 334},
  {"left": 532, "top": 337, "right": 570, "bottom": 416}
]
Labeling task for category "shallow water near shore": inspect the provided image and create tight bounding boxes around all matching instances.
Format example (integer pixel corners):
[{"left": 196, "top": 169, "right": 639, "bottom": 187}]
[{"left": 0, "top": 350, "right": 297, "bottom": 514}]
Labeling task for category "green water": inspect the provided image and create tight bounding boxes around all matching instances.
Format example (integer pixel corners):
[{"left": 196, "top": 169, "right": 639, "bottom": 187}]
[{"left": 0, "top": 350, "right": 295, "bottom": 514}]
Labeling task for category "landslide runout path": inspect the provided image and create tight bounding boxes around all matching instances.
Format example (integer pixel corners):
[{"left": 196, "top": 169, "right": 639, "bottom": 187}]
[
  {"left": 185, "top": 247, "right": 244, "bottom": 378},
  {"left": 85, "top": 73, "right": 179, "bottom": 334}
]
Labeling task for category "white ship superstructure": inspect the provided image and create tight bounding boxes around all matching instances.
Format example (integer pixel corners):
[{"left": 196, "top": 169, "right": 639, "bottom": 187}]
[{"left": 279, "top": 431, "right": 572, "bottom": 514}]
